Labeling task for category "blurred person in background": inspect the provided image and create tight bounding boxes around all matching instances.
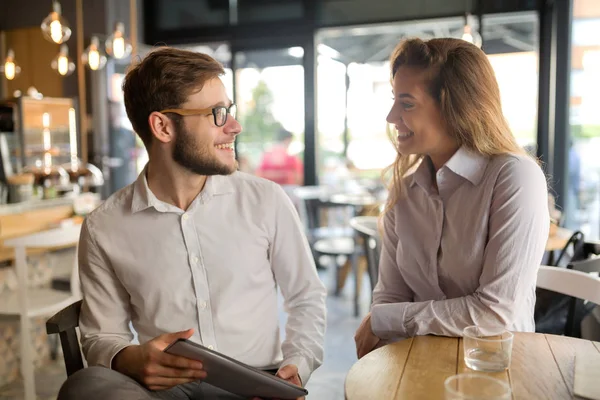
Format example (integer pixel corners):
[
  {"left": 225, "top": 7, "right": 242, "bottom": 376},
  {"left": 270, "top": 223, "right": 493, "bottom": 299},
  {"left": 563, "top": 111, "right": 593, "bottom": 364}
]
[
  {"left": 256, "top": 128, "right": 303, "bottom": 186},
  {"left": 355, "top": 38, "right": 549, "bottom": 358}
]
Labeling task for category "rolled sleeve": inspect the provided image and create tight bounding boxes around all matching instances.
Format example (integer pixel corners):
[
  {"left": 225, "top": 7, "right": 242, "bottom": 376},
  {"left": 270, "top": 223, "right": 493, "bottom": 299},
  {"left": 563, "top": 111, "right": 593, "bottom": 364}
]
[
  {"left": 370, "top": 203, "right": 414, "bottom": 337},
  {"left": 280, "top": 354, "right": 311, "bottom": 387},
  {"left": 269, "top": 184, "right": 327, "bottom": 384},
  {"left": 371, "top": 303, "right": 408, "bottom": 338}
]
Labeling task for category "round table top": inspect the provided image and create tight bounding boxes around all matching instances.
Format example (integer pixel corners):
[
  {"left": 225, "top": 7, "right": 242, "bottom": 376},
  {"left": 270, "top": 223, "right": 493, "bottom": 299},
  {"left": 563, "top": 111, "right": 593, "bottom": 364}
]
[{"left": 345, "top": 332, "right": 600, "bottom": 399}]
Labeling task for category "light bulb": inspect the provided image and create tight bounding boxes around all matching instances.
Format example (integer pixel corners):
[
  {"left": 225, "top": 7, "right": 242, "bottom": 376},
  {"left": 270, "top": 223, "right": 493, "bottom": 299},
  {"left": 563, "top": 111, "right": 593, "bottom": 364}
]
[
  {"left": 5, "top": 61, "right": 15, "bottom": 80},
  {"left": 88, "top": 50, "right": 100, "bottom": 69},
  {"left": 58, "top": 55, "right": 68, "bottom": 75},
  {"left": 41, "top": 1, "right": 71, "bottom": 44},
  {"left": 0, "top": 49, "right": 21, "bottom": 80},
  {"left": 51, "top": 45, "right": 75, "bottom": 77},
  {"left": 82, "top": 36, "right": 107, "bottom": 70},
  {"left": 113, "top": 37, "right": 125, "bottom": 59},
  {"left": 106, "top": 22, "right": 132, "bottom": 59},
  {"left": 50, "top": 20, "right": 62, "bottom": 43}
]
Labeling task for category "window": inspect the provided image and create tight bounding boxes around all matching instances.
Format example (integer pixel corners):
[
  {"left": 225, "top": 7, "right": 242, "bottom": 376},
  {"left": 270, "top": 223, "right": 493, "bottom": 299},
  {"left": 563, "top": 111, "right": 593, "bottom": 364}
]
[{"left": 565, "top": 0, "right": 600, "bottom": 238}]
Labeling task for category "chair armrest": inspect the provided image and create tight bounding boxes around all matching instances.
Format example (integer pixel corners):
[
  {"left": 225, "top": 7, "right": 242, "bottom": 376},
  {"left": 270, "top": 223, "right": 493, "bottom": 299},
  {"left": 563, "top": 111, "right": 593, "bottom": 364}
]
[{"left": 46, "top": 299, "right": 83, "bottom": 334}]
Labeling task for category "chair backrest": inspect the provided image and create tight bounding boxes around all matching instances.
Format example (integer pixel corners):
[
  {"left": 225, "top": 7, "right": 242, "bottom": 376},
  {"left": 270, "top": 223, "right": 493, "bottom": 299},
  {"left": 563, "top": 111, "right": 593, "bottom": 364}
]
[
  {"left": 537, "top": 265, "right": 600, "bottom": 337},
  {"left": 553, "top": 231, "right": 585, "bottom": 267},
  {"left": 46, "top": 299, "right": 84, "bottom": 376},
  {"left": 565, "top": 256, "right": 600, "bottom": 336},
  {"left": 350, "top": 216, "right": 381, "bottom": 292},
  {"left": 293, "top": 186, "right": 329, "bottom": 231},
  {"left": 537, "top": 266, "right": 600, "bottom": 304},
  {"left": 349, "top": 216, "right": 379, "bottom": 237}
]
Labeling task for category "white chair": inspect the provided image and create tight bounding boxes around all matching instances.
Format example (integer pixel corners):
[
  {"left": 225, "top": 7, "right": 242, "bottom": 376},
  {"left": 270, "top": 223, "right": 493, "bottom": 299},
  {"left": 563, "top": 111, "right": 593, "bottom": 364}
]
[
  {"left": 537, "top": 265, "right": 600, "bottom": 306},
  {"left": 0, "top": 224, "right": 82, "bottom": 400}
]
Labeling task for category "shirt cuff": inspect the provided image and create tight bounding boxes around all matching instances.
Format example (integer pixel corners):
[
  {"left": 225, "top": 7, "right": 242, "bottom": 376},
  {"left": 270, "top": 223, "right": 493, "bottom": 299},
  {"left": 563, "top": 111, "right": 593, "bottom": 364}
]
[
  {"left": 371, "top": 303, "right": 408, "bottom": 339},
  {"left": 85, "top": 339, "right": 133, "bottom": 369},
  {"left": 280, "top": 354, "right": 311, "bottom": 387}
]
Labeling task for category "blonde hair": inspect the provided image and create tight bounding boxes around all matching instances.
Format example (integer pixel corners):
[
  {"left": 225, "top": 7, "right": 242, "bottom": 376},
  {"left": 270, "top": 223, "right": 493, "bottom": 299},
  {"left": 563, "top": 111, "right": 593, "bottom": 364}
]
[{"left": 383, "top": 38, "right": 526, "bottom": 213}]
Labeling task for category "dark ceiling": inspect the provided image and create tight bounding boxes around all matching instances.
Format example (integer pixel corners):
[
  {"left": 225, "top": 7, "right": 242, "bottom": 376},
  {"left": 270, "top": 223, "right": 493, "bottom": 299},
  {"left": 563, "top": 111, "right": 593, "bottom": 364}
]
[{"left": 181, "top": 12, "right": 539, "bottom": 69}]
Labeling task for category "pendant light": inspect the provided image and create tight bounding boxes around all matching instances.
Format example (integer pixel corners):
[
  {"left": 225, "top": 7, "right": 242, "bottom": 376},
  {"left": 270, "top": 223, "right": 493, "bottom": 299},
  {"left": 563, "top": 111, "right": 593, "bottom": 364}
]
[
  {"left": 105, "top": 22, "right": 132, "bottom": 59},
  {"left": 51, "top": 45, "right": 76, "bottom": 77},
  {"left": 82, "top": 36, "right": 107, "bottom": 70},
  {"left": 41, "top": 1, "right": 72, "bottom": 44},
  {"left": 0, "top": 49, "right": 21, "bottom": 80}
]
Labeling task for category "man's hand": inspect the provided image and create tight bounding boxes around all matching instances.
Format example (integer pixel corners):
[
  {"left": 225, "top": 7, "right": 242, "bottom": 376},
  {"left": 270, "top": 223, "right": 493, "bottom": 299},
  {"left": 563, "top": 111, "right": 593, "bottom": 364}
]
[
  {"left": 252, "top": 364, "right": 304, "bottom": 400},
  {"left": 112, "top": 328, "right": 207, "bottom": 391},
  {"left": 354, "top": 312, "right": 381, "bottom": 359}
]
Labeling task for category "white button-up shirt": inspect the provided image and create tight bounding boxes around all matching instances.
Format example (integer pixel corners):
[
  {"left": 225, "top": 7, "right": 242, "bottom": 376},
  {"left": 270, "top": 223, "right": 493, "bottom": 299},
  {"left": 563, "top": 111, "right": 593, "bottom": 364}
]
[
  {"left": 371, "top": 148, "right": 550, "bottom": 338},
  {"left": 78, "top": 169, "right": 327, "bottom": 384}
]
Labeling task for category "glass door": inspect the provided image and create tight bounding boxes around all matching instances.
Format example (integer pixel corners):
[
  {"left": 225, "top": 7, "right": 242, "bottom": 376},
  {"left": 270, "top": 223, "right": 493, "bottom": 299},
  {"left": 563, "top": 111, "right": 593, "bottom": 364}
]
[{"left": 233, "top": 47, "right": 305, "bottom": 187}]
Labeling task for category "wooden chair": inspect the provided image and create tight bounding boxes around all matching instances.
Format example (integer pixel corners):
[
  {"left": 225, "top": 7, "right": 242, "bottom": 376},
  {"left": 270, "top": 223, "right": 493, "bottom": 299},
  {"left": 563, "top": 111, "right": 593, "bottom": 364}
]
[
  {"left": 349, "top": 216, "right": 381, "bottom": 292},
  {"left": 46, "top": 299, "right": 85, "bottom": 376},
  {"left": 293, "top": 186, "right": 355, "bottom": 266},
  {"left": 0, "top": 224, "right": 81, "bottom": 400},
  {"left": 349, "top": 216, "right": 381, "bottom": 316}
]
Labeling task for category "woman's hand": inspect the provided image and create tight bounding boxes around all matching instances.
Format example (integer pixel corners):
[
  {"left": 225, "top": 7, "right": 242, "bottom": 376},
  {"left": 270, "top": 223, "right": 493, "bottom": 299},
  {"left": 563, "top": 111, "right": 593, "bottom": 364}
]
[{"left": 354, "top": 312, "right": 381, "bottom": 359}]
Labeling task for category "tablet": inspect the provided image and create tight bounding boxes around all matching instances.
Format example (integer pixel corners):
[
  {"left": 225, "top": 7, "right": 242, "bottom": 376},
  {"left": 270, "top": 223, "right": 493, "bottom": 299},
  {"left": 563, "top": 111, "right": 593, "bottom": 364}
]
[{"left": 164, "top": 338, "right": 308, "bottom": 399}]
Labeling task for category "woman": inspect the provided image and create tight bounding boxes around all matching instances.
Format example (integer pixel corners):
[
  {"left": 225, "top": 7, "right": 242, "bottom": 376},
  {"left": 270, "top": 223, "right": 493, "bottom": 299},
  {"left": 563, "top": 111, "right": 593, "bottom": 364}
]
[{"left": 354, "top": 38, "right": 549, "bottom": 358}]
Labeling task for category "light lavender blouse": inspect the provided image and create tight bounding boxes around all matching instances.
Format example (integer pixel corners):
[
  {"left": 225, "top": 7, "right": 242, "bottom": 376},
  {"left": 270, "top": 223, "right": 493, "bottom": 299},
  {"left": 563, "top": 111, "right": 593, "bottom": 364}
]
[{"left": 371, "top": 147, "right": 550, "bottom": 338}]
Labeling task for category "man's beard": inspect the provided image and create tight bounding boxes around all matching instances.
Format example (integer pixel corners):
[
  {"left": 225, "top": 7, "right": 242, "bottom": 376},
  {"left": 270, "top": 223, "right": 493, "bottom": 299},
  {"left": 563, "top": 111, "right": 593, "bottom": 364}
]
[{"left": 172, "top": 124, "right": 237, "bottom": 176}]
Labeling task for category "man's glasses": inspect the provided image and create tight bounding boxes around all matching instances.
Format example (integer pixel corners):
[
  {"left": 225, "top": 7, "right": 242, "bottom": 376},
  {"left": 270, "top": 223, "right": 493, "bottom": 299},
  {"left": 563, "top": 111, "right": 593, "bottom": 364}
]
[{"left": 160, "top": 104, "right": 237, "bottom": 127}]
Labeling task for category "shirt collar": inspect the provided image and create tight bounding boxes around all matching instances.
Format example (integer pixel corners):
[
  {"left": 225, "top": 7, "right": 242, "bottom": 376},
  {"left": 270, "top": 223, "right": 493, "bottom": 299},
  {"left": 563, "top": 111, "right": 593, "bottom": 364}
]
[
  {"left": 445, "top": 146, "right": 489, "bottom": 185},
  {"left": 410, "top": 147, "right": 489, "bottom": 189},
  {"left": 131, "top": 165, "right": 236, "bottom": 214}
]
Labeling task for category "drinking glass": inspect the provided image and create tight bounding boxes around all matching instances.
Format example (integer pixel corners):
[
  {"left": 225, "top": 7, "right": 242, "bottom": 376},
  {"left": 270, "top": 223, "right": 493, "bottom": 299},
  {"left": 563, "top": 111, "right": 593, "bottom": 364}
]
[{"left": 463, "top": 326, "right": 513, "bottom": 372}]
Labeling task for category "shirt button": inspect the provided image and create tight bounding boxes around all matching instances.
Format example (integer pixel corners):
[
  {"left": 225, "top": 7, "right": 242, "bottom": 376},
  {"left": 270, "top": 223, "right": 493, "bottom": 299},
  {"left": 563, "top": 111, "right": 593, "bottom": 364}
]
[
  {"left": 182, "top": 214, "right": 189, "bottom": 221},
  {"left": 199, "top": 300, "right": 207, "bottom": 310},
  {"left": 192, "top": 256, "right": 199, "bottom": 264},
  {"left": 207, "top": 345, "right": 214, "bottom": 350}
]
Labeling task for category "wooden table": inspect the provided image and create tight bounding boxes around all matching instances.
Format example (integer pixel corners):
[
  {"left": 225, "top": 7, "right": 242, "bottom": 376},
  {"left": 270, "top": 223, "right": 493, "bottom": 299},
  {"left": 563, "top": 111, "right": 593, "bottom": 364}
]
[{"left": 345, "top": 333, "right": 600, "bottom": 399}]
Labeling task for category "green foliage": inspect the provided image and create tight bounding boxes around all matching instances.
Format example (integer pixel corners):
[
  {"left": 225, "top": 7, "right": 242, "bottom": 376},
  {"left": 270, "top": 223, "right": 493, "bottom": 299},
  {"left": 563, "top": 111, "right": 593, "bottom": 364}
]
[
  {"left": 571, "top": 125, "right": 600, "bottom": 139},
  {"left": 237, "top": 80, "right": 282, "bottom": 145}
]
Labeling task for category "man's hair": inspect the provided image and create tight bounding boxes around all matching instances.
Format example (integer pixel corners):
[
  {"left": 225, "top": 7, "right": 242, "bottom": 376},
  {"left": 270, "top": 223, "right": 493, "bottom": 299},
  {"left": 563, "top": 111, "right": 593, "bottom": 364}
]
[
  {"left": 122, "top": 47, "right": 225, "bottom": 149},
  {"left": 277, "top": 128, "right": 294, "bottom": 142}
]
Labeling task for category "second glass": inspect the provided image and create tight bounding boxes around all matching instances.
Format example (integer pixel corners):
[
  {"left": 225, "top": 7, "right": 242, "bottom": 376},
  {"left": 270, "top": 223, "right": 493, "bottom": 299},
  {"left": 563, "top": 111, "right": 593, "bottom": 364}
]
[{"left": 462, "top": 326, "right": 513, "bottom": 372}]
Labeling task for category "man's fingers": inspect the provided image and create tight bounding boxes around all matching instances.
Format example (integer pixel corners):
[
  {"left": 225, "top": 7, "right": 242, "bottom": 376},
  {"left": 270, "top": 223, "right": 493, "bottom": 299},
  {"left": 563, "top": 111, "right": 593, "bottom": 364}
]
[
  {"left": 145, "top": 363, "right": 207, "bottom": 379},
  {"left": 276, "top": 364, "right": 299, "bottom": 381},
  {"left": 144, "top": 376, "right": 199, "bottom": 388},
  {"left": 156, "top": 351, "right": 204, "bottom": 370}
]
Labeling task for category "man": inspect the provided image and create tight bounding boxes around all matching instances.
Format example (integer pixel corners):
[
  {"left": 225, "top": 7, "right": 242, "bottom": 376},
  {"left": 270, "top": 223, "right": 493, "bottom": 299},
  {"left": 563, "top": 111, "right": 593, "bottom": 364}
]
[{"left": 58, "top": 47, "right": 327, "bottom": 399}]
